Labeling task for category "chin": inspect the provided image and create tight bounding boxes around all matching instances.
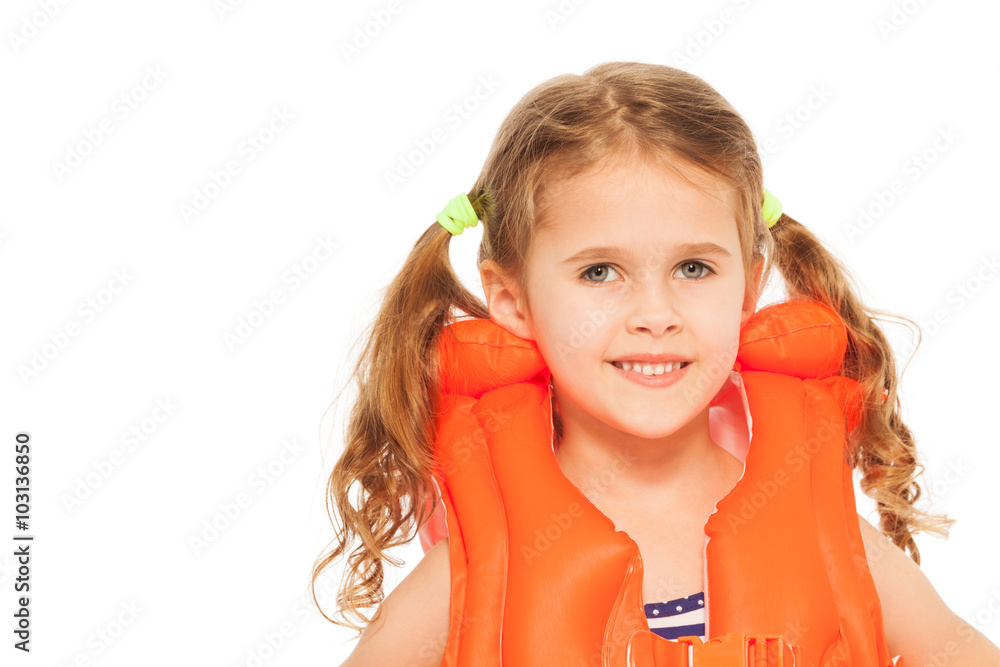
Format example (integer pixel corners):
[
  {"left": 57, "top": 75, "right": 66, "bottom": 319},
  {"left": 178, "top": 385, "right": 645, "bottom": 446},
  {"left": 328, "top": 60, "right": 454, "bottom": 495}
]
[{"left": 614, "top": 418, "right": 690, "bottom": 441}]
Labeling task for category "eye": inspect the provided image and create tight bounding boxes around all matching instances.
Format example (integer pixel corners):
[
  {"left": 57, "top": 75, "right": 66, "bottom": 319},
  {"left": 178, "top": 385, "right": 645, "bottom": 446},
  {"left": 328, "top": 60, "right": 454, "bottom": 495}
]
[
  {"left": 675, "top": 261, "right": 714, "bottom": 280},
  {"left": 580, "top": 264, "right": 621, "bottom": 283}
]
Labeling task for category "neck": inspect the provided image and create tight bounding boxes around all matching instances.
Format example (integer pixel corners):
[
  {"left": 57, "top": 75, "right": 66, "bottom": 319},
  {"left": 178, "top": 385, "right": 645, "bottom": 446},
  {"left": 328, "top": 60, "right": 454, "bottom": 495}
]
[{"left": 553, "top": 399, "right": 737, "bottom": 507}]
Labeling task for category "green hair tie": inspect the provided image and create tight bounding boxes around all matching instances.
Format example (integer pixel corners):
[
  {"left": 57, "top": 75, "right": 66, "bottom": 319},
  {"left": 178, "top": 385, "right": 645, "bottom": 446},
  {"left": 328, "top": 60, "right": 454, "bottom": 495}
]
[
  {"left": 436, "top": 192, "right": 479, "bottom": 235},
  {"left": 762, "top": 187, "right": 782, "bottom": 228}
]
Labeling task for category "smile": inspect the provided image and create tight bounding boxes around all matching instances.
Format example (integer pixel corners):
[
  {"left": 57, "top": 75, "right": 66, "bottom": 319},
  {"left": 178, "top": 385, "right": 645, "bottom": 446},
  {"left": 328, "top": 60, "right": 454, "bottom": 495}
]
[
  {"left": 608, "top": 360, "right": 691, "bottom": 388},
  {"left": 611, "top": 360, "right": 690, "bottom": 376}
]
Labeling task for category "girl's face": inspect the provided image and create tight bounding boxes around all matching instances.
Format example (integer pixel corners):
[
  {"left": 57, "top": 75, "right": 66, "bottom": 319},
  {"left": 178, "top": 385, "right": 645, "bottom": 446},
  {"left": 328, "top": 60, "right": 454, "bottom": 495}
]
[{"left": 509, "top": 154, "right": 759, "bottom": 444}]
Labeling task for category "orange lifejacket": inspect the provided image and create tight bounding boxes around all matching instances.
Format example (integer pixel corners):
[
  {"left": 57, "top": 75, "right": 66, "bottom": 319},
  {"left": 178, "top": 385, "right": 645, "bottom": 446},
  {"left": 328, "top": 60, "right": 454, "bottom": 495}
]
[{"left": 417, "top": 299, "right": 901, "bottom": 666}]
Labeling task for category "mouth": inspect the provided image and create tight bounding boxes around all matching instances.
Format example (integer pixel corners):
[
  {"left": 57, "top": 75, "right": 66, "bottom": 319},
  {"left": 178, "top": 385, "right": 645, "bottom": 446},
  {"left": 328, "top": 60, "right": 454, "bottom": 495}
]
[{"left": 610, "top": 360, "right": 690, "bottom": 376}]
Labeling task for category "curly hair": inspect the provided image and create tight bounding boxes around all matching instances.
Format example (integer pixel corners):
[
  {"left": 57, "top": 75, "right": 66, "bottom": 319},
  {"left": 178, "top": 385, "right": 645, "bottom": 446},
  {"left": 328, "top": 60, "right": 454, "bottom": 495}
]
[{"left": 311, "top": 61, "right": 953, "bottom": 635}]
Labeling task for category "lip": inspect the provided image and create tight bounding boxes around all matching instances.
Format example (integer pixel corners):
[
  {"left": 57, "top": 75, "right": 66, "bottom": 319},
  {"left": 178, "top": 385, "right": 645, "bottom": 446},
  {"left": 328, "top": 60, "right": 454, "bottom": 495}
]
[
  {"left": 610, "top": 353, "right": 690, "bottom": 365},
  {"left": 607, "top": 360, "right": 690, "bottom": 388}
]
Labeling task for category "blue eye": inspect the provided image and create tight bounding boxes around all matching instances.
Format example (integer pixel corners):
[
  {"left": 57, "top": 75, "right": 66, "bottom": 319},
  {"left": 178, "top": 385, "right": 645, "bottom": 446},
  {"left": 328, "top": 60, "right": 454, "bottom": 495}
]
[{"left": 581, "top": 264, "right": 621, "bottom": 283}]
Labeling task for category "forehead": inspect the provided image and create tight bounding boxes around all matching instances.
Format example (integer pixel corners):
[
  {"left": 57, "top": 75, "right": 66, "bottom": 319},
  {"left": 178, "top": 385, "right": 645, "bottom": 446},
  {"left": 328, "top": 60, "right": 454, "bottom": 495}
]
[{"left": 534, "top": 154, "right": 738, "bottom": 249}]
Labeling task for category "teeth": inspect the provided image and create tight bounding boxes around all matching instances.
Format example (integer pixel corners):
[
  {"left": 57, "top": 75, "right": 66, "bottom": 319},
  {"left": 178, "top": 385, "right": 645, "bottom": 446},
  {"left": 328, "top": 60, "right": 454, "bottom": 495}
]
[{"left": 614, "top": 360, "right": 685, "bottom": 375}]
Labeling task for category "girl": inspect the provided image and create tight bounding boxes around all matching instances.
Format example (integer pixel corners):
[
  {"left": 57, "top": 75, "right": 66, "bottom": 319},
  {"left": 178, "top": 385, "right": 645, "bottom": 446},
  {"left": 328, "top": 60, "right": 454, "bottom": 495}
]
[{"left": 315, "top": 62, "right": 1000, "bottom": 665}]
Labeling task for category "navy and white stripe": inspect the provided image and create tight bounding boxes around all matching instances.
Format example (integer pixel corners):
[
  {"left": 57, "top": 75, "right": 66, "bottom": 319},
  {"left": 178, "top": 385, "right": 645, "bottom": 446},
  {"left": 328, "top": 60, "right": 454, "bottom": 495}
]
[{"left": 644, "top": 591, "right": 706, "bottom": 642}]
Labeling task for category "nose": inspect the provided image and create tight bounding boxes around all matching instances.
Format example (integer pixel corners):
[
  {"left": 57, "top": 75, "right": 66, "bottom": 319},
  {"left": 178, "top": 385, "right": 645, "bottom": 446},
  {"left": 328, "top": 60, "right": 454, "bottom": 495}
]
[{"left": 624, "top": 279, "right": 682, "bottom": 337}]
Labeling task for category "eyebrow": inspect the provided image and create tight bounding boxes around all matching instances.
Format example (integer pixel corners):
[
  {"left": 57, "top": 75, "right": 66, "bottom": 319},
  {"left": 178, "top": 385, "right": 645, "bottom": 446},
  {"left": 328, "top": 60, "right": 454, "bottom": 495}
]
[{"left": 562, "top": 242, "right": 732, "bottom": 264}]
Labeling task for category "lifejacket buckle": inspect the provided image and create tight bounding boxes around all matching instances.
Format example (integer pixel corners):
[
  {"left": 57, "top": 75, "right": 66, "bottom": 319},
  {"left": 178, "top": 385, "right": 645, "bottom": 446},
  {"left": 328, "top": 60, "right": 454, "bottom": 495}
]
[{"left": 672, "top": 632, "right": 799, "bottom": 666}]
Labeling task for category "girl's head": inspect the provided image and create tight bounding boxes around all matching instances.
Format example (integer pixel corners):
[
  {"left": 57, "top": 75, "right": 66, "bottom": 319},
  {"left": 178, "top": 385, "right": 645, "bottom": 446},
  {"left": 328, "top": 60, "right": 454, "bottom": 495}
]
[
  {"left": 315, "top": 61, "right": 951, "bottom": 634},
  {"left": 466, "top": 61, "right": 773, "bottom": 444}
]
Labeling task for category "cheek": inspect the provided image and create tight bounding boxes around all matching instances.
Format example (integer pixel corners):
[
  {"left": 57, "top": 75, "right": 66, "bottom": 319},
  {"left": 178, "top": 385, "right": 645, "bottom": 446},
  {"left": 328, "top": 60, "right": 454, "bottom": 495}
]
[
  {"left": 536, "top": 300, "right": 613, "bottom": 369},
  {"left": 535, "top": 316, "right": 582, "bottom": 371},
  {"left": 686, "top": 298, "right": 743, "bottom": 356},
  {"left": 710, "top": 313, "right": 744, "bottom": 367}
]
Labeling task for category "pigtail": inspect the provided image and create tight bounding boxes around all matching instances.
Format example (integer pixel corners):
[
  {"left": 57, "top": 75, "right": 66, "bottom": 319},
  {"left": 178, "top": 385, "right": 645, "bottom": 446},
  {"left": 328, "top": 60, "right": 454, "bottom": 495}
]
[
  {"left": 766, "top": 212, "right": 954, "bottom": 564},
  {"left": 311, "top": 190, "right": 492, "bottom": 634}
]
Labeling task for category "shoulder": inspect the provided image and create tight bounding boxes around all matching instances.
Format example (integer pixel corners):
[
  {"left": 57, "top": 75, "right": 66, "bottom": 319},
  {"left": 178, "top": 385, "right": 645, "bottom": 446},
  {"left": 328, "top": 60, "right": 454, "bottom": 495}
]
[
  {"left": 340, "top": 537, "right": 452, "bottom": 667},
  {"left": 856, "top": 513, "right": 1000, "bottom": 664}
]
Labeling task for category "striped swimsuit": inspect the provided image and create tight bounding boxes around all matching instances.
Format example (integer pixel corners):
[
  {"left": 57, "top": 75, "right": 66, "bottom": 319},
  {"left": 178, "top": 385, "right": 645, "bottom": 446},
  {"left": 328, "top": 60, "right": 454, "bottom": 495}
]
[{"left": 644, "top": 592, "right": 706, "bottom": 642}]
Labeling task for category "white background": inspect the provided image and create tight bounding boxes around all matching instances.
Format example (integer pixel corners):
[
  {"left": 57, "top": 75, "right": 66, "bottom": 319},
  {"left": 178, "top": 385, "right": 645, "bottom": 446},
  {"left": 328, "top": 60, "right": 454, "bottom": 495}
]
[{"left": 2, "top": 0, "right": 998, "bottom": 664}]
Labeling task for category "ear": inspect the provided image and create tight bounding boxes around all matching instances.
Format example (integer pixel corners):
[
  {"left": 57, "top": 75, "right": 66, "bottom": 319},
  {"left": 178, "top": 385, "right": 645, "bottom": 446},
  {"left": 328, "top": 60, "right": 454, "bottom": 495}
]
[
  {"left": 740, "top": 259, "right": 765, "bottom": 329},
  {"left": 479, "top": 259, "right": 535, "bottom": 341}
]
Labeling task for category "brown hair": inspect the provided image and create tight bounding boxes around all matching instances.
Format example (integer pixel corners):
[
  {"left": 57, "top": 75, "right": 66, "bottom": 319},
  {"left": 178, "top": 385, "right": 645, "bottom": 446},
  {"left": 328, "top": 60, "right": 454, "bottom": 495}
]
[{"left": 311, "top": 61, "right": 953, "bottom": 634}]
